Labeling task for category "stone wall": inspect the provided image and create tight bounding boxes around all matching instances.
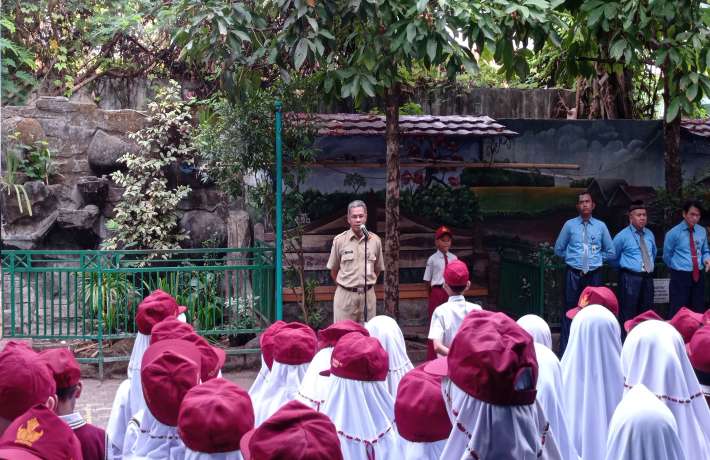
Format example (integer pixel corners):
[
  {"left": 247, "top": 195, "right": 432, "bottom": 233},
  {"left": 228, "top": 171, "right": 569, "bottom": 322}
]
[{"left": 1, "top": 96, "right": 229, "bottom": 251}]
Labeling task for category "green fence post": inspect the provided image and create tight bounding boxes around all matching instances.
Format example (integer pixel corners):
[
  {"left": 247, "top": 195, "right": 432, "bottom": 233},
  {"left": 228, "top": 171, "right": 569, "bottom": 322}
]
[
  {"left": 274, "top": 100, "right": 283, "bottom": 321},
  {"left": 97, "top": 253, "right": 104, "bottom": 380},
  {"left": 538, "top": 251, "right": 545, "bottom": 317}
]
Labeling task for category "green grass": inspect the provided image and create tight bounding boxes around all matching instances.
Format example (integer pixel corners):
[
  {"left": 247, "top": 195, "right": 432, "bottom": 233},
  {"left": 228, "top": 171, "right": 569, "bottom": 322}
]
[{"left": 474, "top": 187, "right": 586, "bottom": 216}]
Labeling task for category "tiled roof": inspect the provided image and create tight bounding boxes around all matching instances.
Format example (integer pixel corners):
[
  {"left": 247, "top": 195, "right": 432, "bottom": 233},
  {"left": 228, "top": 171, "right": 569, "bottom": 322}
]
[
  {"left": 681, "top": 119, "right": 710, "bottom": 137},
  {"left": 299, "top": 113, "right": 518, "bottom": 137}
]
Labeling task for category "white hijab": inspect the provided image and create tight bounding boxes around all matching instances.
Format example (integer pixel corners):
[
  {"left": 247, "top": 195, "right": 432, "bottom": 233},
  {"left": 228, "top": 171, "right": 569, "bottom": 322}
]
[
  {"left": 518, "top": 314, "right": 553, "bottom": 349},
  {"left": 534, "top": 343, "right": 580, "bottom": 460},
  {"left": 401, "top": 439, "right": 446, "bottom": 460},
  {"left": 247, "top": 355, "right": 270, "bottom": 403},
  {"left": 252, "top": 360, "right": 310, "bottom": 426},
  {"left": 296, "top": 347, "right": 333, "bottom": 411},
  {"left": 106, "top": 378, "right": 132, "bottom": 458},
  {"left": 621, "top": 320, "right": 710, "bottom": 459},
  {"left": 560, "top": 305, "right": 623, "bottom": 460},
  {"left": 365, "top": 316, "right": 413, "bottom": 397},
  {"left": 184, "top": 449, "right": 243, "bottom": 460},
  {"left": 605, "top": 384, "right": 685, "bottom": 460},
  {"left": 321, "top": 375, "right": 400, "bottom": 460},
  {"left": 123, "top": 409, "right": 186, "bottom": 460},
  {"left": 440, "top": 377, "right": 562, "bottom": 460}
]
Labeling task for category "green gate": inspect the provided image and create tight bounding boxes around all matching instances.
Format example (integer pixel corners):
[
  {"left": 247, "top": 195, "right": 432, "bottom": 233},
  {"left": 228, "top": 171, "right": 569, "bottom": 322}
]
[{"left": 1, "top": 247, "right": 275, "bottom": 376}]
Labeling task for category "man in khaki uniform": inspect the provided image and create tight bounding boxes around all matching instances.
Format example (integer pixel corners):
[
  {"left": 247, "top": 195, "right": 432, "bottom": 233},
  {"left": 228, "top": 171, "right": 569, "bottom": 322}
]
[{"left": 327, "top": 200, "right": 384, "bottom": 322}]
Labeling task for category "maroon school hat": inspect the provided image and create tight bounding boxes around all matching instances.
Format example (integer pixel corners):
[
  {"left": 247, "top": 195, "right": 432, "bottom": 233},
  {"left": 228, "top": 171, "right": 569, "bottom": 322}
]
[
  {"left": 425, "top": 310, "right": 538, "bottom": 406},
  {"left": 687, "top": 327, "right": 710, "bottom": 373},
  {"left": 444, "top": 260, "right": 469, "bottom": 287},
  {"left": 317, "top": 320, "right": 369, "bottom": 350},
  {"left": 0, "top": 405, "right": 82, "bottom": 460},
  {"left": 272, "top": 323, "right": 317, "bottom": 365},
  {"left": 624, "top": 309, "right": 663, "bottom": 333},
  {"left": 136, "top": 290, "right": 186, "bottom": 335},
  {"left": 0, "top": 342, "right": 56, "bottom": 421},
  {"left": 38, "top": 348, "right": 81, "bottom": 390},
  {"left": 150, "top": 317, "right": 225, "bottom": 381},
  {"left": 435, "top": 226, "right": 453, "bottom": 240},
  {"left": 668, "top": 307, "right": 705, "bottom": 343},
  {"left": 567, "top": 286, "right": 619, "bottom": 319},
  {"left": 141, "top": 339, "right": 202, "bottom": 426},
  {"left": 178, "top": 378, "right": 254, "bottom": 454},
  {"left": 320, "top": 332, "right": 388, "bottom": 381},
  {"left": 395, "top": 365, "right": 452, "bottom": 442},
  {"left": 240, "top": 400, "right": 342, "bottom": 460},
  {"left": 260, "top": 321, "right": 287, "bottom": 370}
]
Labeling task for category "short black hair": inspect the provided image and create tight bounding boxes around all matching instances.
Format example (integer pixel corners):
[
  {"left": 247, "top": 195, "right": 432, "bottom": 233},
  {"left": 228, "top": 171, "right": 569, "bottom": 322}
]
[
  {"left": 578, "top": 192, "right": 594, "bottom": 203},
  {"left": 56, "top": 385, "right": 79, "bottom": 402},
  {"left": 447, "top": 284, "right": 467, "bottom": 295},
  {"left": 629, "top": 200, "right": 646, "bottom": 212},
  {"left": 683, "top": 200, "right": 704, "bottom": 214}
]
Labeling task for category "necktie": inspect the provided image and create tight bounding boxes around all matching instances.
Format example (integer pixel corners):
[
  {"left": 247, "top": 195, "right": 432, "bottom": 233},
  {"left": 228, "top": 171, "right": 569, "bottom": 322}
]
[
  {"left": 637, "top": 229, "right": 653, "bottom": 273},
  {"left": 444, "top": 252, "right": 448, "bottom": 267},
  {"left": 690, "top": 227, "right": 700, "bottom": 283},
  {"left": 581, "top": 222, "right": 589, "bottom": 274}
]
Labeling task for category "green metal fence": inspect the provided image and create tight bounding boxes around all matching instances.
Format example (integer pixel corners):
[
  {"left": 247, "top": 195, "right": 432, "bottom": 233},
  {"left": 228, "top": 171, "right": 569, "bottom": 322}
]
[
  {"left": 1, "top": 247, "right": 275, "bottom": 376},
  {"left": 498, "top": 245, "right": 710, "bottom": 326}
]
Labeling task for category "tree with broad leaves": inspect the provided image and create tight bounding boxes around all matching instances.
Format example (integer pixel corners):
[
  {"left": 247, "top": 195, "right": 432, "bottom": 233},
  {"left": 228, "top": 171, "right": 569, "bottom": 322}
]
[
  {"left": 562, "top": 0, "right": 710, "bottom": 197},
  {"left": 264, "top": 0, "right": 562, "bottom": 317}
]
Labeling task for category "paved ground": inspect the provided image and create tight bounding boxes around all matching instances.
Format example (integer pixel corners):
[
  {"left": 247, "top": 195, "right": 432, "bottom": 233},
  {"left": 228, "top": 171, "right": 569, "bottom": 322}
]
[{"left": 76, "top": 370, "right": 260, "bottom": 429}]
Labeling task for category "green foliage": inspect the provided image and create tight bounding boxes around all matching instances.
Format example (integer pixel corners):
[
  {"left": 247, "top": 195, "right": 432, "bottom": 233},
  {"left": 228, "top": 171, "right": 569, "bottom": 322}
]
[
  {"left": 401, "top": 184, "right": 480, "bottom": 227},
  {"left": 83, "top": 272, "right": 140, "bottom": 334},
  {"left": 103, "top": 81, "right": 194, "bottom": 252},
  {"left": 652, "top": 183, "right": 710, "bottom": 232},
  {"left": 0, "top": 15, "right": 37, "bottom": 105}
]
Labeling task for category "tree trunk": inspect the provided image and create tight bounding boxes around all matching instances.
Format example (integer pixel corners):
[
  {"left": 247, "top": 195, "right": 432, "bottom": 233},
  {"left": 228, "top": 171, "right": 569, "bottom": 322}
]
[
  {"left": 662, "top": 71, "right": 683, "bottom": 197},
  {"left": 384, "top": 83, "right": 401, "bottom": 319}
]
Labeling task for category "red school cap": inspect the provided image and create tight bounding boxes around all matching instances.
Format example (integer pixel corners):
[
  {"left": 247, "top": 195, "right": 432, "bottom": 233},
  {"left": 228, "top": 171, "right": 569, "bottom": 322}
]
[
  {"left": 320, "top": 332, "right": 388, "bottom": 381},
  {"left": 38, "top": 348, "right": 81, "bottom": 389},
  {"left": 0, "top": 405, "right": 82, "bottom": 460},
  {"left": 317, "top": 320, "right": 369, "bottom": 350},
  {"left": 178, "top": 378, "right": 254, "bottom": 454},
  {"left": 567, "top": 286, "right": 619, "bottom": 319},
  {"left": 425, "top": 310, "right": 538, "bottom": 406}
]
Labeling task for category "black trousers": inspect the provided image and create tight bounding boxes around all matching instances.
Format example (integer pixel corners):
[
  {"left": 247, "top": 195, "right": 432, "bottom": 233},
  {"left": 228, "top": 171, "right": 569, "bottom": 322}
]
[
  {"left": 560, "top": 266, "right": 603, "bottom": 357},
  {"left": 618, "top": 270, "right": 654, "bottom": 340},
  {"left": 668, "top": 269, "right": 705, "bottom": 317}
]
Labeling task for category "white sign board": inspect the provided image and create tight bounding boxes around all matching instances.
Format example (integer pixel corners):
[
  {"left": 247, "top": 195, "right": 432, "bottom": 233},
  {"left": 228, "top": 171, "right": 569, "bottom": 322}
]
[{"left": 653, "top": 278, "right": 670, "bottom": 304}]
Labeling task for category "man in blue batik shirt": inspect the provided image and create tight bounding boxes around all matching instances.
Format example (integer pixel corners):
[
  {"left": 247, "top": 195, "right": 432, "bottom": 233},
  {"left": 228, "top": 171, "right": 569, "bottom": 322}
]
[
  {"left": 663, "top": 200, "right": 710, "bottom": 316},
  {"left": 554, "top": 192, "right": 615, "bottom": 355},
  {"left": 612, "top": 200, "right": 657, "bottom": 340}
]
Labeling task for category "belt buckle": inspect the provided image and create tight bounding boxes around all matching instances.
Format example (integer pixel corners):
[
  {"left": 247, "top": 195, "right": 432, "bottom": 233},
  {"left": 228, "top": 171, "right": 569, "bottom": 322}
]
[{"left": 356, "top": 287, "right": 365, "bottom": 294}]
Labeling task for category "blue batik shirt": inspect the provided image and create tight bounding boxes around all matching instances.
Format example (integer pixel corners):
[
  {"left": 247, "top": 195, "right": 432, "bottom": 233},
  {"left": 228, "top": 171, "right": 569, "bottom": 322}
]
[
  {"left": 554, "top": 216, "right": 615, "bottom": 271},
  {"left": 662, "top": 221, "right": 710, "bottom": 271}
]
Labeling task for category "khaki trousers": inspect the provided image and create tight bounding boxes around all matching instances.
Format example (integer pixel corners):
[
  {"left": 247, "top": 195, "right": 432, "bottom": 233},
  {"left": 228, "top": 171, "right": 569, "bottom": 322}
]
[{"left": 333, "top": 285, "right": 376, "bottom": 323}]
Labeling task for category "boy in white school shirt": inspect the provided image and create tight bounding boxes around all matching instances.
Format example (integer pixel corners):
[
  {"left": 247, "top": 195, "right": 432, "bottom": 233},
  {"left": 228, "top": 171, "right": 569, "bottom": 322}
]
[
  {"left": 424, "top": 226, "right": 457, "bottom": 359},
  {"left": 427, "top": 260, "right": 482, "bottom": 357}
]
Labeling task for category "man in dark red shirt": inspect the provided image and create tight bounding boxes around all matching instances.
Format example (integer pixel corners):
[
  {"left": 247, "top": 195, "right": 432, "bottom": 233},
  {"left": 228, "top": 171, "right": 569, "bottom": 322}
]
[{"left": 39, "top": 347, "right": 112, "bottom": 460}]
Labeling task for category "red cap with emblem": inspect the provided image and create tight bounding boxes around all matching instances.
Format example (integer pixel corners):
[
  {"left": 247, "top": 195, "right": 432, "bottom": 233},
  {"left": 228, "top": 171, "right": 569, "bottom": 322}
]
[
  {"left": 435, "top": 226, "right": 453, "bottom": 240},
  {"left": 444, "top": 260, "right": 469, "bottom": 287},
  {"left": 623, "top": 309, "right": 663, "bottom": 333},
  {"left": 395, "top": 365, "right": 452, "bottom": 442},
  {"left": 424, "top": 310, "right": 538, "bottom": 406},
  {"left": 317, "top": 320, "right": 369, "bottom": 350},
  {"left": 0, "top": 405, "right": 82, "bottom": 460},
  {"left": 0, "top": 342, "right": 56, "bottom": 421},
  {"left": 566, "top": 286, "right": 619, "bottom": 319},
  {"left": 135, "top": 290, "right": 187, "bottom": 335},
  {"left": 239, "top": 400, "right": 342, "bottom": 460},
  {"left": 272, "top": 323, "right": 317, "bottom": 365},
  {"left": 38, "top": 348, "right": 81, "bottom": 390},
  {"left": 141, "top": 339, "right": 202, "bottom": 426},
  {"left": 320, "top": 332, "right": 388, "bottom": 381},
  {"left": 668, "top": 307, "right": 705, "bottom": 343},
  {"left": 178, "top": 378, "right": 254, "bottom": 453}
]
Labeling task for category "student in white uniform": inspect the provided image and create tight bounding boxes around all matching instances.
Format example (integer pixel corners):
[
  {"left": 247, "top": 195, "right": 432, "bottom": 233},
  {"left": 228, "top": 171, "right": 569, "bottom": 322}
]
[{"left": 427, "top": 260, "right": 481, "bottom": 357}]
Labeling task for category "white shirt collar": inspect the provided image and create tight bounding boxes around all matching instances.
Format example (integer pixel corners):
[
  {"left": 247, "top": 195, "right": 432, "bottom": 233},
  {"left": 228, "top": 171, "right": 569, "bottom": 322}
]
[
  {"left": 447, "top": 295, "right": 465, "bottom": 302},
  {"left": 59, "top": 412, "right": 86, "bottom": 430}
]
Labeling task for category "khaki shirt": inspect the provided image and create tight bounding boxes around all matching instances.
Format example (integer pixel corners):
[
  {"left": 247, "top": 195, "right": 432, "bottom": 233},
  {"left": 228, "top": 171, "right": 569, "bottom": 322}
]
[{"left": 327, "top": 229, "right": 385, "bottom": 288}]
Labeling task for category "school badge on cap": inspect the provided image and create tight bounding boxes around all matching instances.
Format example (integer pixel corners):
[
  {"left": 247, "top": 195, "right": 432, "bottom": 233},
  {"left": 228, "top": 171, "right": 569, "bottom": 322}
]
[{"left": 15, "top": 418, "right": 43, "bottom": 447}]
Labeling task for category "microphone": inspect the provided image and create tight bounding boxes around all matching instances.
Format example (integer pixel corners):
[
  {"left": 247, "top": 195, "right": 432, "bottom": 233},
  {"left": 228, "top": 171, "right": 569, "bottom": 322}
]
[{"left": 360, "top": 224, "right": 370, "bottom": 239}]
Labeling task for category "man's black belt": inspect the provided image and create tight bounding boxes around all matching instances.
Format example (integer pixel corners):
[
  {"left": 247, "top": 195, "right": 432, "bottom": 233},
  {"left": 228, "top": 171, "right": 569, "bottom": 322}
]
[
  {"left": 566, "top": 266, "right": 601, "bottom": 276},
  {"left": 431, "top": 284, "right": 444, "bottom": 288},
  {"left": 620, "top": 268, "right": 653, "bottom": 278},
  {"left": 338, "top": 284, "right": 374, "bottom": 293}
]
